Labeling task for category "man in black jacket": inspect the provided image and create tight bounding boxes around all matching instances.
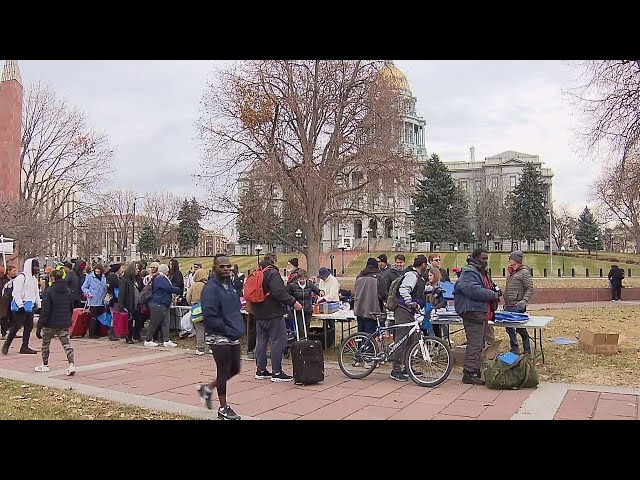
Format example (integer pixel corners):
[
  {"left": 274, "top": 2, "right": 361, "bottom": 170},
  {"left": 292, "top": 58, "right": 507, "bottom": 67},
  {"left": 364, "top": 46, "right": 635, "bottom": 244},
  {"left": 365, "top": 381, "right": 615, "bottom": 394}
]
[
  {"left": 252, "top": 252, "right": 302, "bottom": 382},
  {"left": 34, "top": 270, "right": 76, "bottom": 376},
  {"left": 608, "top": 265, "right": 625, "bottom": 301},
  {"left": 62, "top": 262, "right": 81, "bottom": 309}
]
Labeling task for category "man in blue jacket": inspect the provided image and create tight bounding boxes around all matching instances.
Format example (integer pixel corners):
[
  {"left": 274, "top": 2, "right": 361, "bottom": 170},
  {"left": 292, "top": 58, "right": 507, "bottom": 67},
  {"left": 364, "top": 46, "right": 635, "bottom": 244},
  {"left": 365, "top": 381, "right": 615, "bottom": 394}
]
[
  {"left": 453, "top": 248, "right": 501, "bottom": 385},
  {"left": 198, "top": 255, "right": 246, "bottom": 420}
]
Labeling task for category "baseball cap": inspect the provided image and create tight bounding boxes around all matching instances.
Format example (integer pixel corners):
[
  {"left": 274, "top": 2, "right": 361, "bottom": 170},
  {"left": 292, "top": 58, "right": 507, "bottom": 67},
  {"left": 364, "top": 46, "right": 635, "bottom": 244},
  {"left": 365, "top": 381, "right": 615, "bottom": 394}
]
[{"left": 377, "top": 254, "right": 388, "bottom": 264}]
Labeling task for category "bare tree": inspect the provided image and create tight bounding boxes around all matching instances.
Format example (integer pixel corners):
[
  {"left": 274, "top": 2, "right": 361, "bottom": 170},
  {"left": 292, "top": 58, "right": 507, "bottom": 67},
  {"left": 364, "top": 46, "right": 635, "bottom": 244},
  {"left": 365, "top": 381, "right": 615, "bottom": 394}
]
[
  {"left": 552, "top": 203, "right": 578, "bottom": 249},
  {"left": 592, "top": 145, "right": 640, "bottom": 250},
  {"left": 142, "top": 192, "right": 181, "bottom": 254},
  {"left": 17, "top": 82, "right": 114, "bottom": 255},
  {"left": 567, "top": 60, "right": 640, "bottom": 162},
  {"left": 97, "top": 189, "right": 137, "bottom": 253},
  {"left": 197, "top": 60, "right": 414, "bottom": 274},
  {"left": 0, "top": 197, "right": 50, "bottom": 259}
]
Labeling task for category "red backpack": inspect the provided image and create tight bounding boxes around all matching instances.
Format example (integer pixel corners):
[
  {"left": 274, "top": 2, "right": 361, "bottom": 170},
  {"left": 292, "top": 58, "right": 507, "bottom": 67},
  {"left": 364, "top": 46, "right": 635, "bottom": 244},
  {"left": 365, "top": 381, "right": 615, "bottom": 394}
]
[{"left": 243, "top": 265, "right": 274, "bottom": 303}]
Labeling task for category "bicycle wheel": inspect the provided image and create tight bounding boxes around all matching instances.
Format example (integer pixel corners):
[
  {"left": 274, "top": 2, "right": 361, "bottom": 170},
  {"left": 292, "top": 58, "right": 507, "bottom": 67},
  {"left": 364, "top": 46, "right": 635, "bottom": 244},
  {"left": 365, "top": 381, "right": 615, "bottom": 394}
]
[
  {"left": 405, "top": 335, "right": 452, "bottom": 387},
  {"left": 337, "top": 332, "right": 379, "bottom": 379}
]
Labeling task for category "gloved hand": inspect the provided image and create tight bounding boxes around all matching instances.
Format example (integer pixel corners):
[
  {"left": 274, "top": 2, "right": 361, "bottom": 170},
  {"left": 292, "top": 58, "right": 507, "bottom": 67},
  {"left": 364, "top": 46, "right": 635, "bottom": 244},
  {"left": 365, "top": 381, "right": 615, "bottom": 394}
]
[
  {"left": 492, "top": 284, "right": 503, "bottom": 297},
  {"left": 36, "top": 327, "right": 43, "bottom": 340},
  {"left": 516, "top": 300, "right": 527, "bottom": 310}
]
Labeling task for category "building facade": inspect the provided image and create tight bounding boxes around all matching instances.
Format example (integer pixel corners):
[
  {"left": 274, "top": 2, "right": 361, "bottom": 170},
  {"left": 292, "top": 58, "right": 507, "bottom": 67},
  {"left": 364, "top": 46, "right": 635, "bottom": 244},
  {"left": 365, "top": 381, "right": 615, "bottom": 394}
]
[{"left": 0, "top": 60, "right": 22, "bottom": 202}]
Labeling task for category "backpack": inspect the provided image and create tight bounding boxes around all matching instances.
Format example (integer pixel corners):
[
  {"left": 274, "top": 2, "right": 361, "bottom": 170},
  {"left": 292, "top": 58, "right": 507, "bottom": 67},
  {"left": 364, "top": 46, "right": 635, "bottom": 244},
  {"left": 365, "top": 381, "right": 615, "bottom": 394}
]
[
  {"left": 2, "top": 273, "right": 24, "bottom": 303},
  {"left": 483, "top": 354, "right": 539, "bottom": 390},
  {"left": 386, "top": 273, "right": 407, "bottom": 311},
  {"left": 138, "top": 277, "right": 155, "bottom": 306},
  {"left": 244, "top": 265, "right": 274, "bottom": 304}
]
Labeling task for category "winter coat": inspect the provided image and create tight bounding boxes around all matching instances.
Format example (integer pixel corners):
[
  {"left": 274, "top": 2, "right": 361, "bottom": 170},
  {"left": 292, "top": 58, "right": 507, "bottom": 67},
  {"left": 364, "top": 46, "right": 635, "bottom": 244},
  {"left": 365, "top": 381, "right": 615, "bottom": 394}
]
[
  {"left": 201, "top": 276, "right": 246, "bottom": 341},
  {"left": 608, "top": 267, "right": 625, "bottom": 284},
  {"left": 354, "top": 266, "right": 383, "bottom": 319},
  {"left": 118, "top": 264, "right": 140, "bottom": 315},
  {"left": 504, "top": 265, "right": 534, "bottom": 307},
  {"left": 38, "top": 281, "right": 73, "bottom": 329},
  {"left": 186, "top": 269, "right": 208, "bottom": 305},
  {"left": 106, "top": 272, "right": 121, "bottom": 307},
  {"left": 0, "top": 274, "right": 10, "bottom": 318},
  {"left": 453, "top": 263, "right": 498, "bottom": 318},
  {"left": 286, "top": 280, "right": 320, "bottom": 313},
  {"left": 12, "top": 258, "right": 42, "bottom": 311},
  {"left": 65, "top": 269, "right": 81, "bottom": 303},
  {"left": 231, "top": 273, "right": 244, "bottom": 297},
  {"left": 169, "top": 269, "right": 184, "bottom": 295},
  {"left": 81, "top": 273, "right": 107, "bottom": 307},
  {"left": 396, "top": 267, "right": 426, "bottom": 308},
  {"left": 151, "top": 274, "right": 182, "bottom": 308},
  {"left": 319, "top": 274, "right": 340, "bottom": 302},
  {"left": 250, "top": 263, "right": 296, "bottom": 321}
]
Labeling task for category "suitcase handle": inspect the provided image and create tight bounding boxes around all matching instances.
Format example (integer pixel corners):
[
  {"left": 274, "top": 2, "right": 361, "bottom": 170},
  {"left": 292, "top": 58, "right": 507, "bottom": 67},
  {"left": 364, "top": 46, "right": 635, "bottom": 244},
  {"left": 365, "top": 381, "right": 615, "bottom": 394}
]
[{"left": 293, "top": 308, "right": 307, "bottom": 341}]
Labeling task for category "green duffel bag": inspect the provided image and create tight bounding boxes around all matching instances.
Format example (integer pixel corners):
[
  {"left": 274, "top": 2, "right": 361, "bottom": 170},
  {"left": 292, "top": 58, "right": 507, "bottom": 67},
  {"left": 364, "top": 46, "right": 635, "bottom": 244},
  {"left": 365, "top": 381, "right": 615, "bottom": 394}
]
[{"left": 483, "top": 354, "right": 539, "bottom": 390}]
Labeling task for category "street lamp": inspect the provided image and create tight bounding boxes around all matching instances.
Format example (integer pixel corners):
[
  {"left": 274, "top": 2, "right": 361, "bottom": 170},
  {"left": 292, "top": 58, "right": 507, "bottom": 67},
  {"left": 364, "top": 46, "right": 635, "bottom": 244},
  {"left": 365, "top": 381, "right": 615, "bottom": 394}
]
[
  {"left": 454, "top": 245, "right": 459, "bottom": 268},
  {"left": 295, "top": 229, "right": 302, "bottom": 250},
  {"left": 365, "top": 227, "right": 372, "bottom": 253},
  {"left": 408, "top": 229, "right": 415, "bottom": 253},
  {"left": 560, "top": 246, "right": 565, "bottom": 276},
  {"left": 131, "top": 195, "right": 145, "bottom": 262},
  {"left": 338, "top": 242, "right": 346, "bottom": 274},
  {"left": 547, "top": 209, "right": 553, "bottom": 277},
  {"left": 255, "top": 244, "right": 262, "bottom": 266},
  {"left": 594, "top": 236, "right": 598, "bottom": 261},
  {"left": 485, "top": 232, "right": 490, "bottom": 250}
]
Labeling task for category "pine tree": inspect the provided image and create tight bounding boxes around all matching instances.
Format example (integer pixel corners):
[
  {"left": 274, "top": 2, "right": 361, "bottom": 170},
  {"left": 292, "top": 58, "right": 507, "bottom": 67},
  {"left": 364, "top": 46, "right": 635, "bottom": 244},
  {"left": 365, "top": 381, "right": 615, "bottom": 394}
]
[
  {"left": 510, "top": 162, "right": 547, "bottom": 247},
  {"left": 237, "top": 182, "right": 267, "bottom": 247},
  {"left": 575, "top": 206, "right": 602, "bottom": 254},
  {"left": 177, "top": 198, "right": 202, "bottom": 256},
  {"left": 138, "top": 223, "right": 157, "bottom": 257},
  {"left": 413, "top": 154, "right": 471, "bottom": 245}
]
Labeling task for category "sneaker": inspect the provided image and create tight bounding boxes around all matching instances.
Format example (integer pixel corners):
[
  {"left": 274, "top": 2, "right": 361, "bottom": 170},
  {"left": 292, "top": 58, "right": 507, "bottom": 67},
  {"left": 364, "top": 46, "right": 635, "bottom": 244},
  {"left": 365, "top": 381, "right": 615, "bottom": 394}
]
[
  {"left": 271, "top": 371, "right": 294, "bottom": 382},
  {"left": 197, "top": 385, "right": 213, "bottom": 410},
  {"left": 125, "top": 338, "right": 135, "bottom": 344},
  {"left": 402, "top": 368, "right": 422, "bottom": 378},
  {"left": 34, "top": 364, "right": 50, "bottom": 372},
  {"left": 195, "top": 349, "right": 205, "bottom": 356},
  {"left": 0, "top": 334, "right": 6, "bottom": 340},
  {"left": 178, "top": 330, "right": 191, "bottom": 339},
  {"left": 218, "top": 405, "right": 241, "bottom": 420},
  {"left": 187, "top": 331, "right": 196, "bottom": 338},
  {"left": 246, "top": 351, "right": 255, "bottom": 359},
  {"left": 19, "top": 346, "right": 37, "bottom": 354},
  {"left": 66, "top": 363, "right": 76, "bottom": 376},
  {"left": 255, "top": 369, "right": 272, "bottom": 380},
  {"left": 389, "top": 370, "right": 408, "bottom": 382},
  {"left": 144, "top": 340, "right": 158, "bottom": 347},
  {"left": 163, "top": 340, "right": 177, "bottom": 348}
]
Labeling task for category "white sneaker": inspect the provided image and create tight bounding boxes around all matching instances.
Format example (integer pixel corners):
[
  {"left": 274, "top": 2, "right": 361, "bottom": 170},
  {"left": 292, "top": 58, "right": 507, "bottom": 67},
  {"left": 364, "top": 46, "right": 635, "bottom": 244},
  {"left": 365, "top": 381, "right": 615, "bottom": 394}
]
[
  {"left": 163, "top": 340, "right": 177, "bottom": 348},
  {"left": 34, "top": 364, "right": 50, "bottom": 372},
  {"left": 144, "top": 340, "right": 158, "bottom": 347},
  {"left": 66, "top": 363, "right": 76, "bottom": 376},
  {"left": 195, "top": 349, "right": 205, "bottom": 356}
]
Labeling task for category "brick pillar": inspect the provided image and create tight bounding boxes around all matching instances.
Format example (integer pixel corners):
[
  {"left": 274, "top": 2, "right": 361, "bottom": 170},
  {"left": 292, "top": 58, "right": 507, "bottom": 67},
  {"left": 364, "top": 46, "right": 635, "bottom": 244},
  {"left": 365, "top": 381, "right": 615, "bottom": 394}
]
[{"left": 0, "top": 70, "right": 23, "bottom": 201}]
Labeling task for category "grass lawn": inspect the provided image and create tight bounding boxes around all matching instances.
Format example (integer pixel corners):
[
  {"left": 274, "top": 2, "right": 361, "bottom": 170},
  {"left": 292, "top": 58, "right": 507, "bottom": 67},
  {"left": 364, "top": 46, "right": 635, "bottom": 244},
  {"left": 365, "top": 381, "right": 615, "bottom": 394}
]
[
  {"left": 0, "top": 379, "right": 190, "bottom": 420},
  {"left": 175, "top": 256, "right": 291, "bottom": 276},
  {"left": 345, "top": 251, "right": 640, "bottom": 277}
]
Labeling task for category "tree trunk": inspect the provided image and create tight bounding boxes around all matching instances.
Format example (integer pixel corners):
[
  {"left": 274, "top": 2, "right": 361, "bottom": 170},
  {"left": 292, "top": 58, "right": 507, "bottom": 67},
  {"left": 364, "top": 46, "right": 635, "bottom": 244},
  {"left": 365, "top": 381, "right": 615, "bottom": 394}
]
[{"left": 305, "top": 236, "right": 322, "bottom": 280}]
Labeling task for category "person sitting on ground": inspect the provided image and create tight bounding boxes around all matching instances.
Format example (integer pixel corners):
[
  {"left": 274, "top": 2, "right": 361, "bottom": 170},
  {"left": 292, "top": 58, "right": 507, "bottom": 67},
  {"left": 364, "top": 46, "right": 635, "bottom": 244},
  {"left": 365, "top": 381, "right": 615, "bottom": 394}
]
[
  {"left": 286, "top": 269, "right": 320, "bottom": 336},
  {"left": 34, "top": 269, "right": 76, "bottom": 376}
]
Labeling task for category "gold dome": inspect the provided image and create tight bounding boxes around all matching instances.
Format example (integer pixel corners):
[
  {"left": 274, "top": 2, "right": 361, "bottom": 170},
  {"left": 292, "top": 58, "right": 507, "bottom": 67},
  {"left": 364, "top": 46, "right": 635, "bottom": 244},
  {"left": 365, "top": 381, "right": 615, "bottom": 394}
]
[{"left": 379, "top": 61, "right": 411, "bottom": 93}]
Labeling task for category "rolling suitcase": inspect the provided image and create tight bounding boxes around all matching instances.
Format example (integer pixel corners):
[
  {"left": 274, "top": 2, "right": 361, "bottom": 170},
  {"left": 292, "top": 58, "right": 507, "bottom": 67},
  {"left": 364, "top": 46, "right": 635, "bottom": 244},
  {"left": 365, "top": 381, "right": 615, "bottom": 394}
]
[
  {"left": 70, "top": 303, "right": 91, "bottom": 338},
  {"left": 291, "top": 309, "right": 324, "bottom": 385},
  {"left": 112, "top": 311, "right": 130, "bottom": 338}
]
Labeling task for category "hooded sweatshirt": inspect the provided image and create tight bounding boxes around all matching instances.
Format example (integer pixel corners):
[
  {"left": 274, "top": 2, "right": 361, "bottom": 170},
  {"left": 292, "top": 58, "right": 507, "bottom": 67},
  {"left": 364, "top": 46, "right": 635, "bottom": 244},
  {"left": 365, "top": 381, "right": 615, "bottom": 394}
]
[
  {"left": 187, "top": 268, "right": 208, "bottom": 305},
  {"left": 12, "top": 258, "right": 42, "bottom": 311}
]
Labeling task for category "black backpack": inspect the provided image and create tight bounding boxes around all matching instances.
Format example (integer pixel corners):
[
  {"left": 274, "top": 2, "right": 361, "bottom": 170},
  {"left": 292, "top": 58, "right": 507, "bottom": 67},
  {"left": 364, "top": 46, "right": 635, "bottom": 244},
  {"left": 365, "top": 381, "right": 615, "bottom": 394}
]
[{"left": 2, "top": 273, "right": 24, "bottom": 303}]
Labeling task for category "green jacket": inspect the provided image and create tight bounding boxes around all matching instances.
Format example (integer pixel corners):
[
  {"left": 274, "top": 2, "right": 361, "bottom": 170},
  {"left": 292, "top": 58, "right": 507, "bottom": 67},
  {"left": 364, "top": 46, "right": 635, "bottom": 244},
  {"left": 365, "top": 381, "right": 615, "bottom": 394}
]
[{"left": 504, "top": 266, "right": 534, "bottom": 306}]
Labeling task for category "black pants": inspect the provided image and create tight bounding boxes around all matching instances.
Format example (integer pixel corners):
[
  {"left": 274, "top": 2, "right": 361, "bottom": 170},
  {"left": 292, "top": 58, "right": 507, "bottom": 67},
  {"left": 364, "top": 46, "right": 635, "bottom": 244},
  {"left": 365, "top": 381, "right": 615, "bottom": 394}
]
[
  {"left": 211, "top": 343, "right": 241, "bottom": 396},
  {"left": 127, "top": 310, "right": 144, "bottom": 340},
  {"left": 0, "top": 311, "right": 11, "bottom": 336},
  {"left": 88, "top": 306, "right": 106, "bottom": 337},
  {"left": 244, "top": 313, "right": 256, "bottom": 352},
  {"left": 391, "top": 306, "right": 414, "bottom": 370},
  {"left": 4, "top": 309, "right": 34, "bottom": 350},
  {"left": 611, "top": 283, "right": 622, "bottom": 301}
]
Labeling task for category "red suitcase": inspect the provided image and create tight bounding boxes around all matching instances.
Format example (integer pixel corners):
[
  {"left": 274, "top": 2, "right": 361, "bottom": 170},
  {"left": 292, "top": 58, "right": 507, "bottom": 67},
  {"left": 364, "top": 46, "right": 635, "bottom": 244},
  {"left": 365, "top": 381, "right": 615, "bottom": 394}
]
[
  {"left": 112, "top": 312, "right": 129, "bottom": 338},
  {"left": 70, "top": 307, "right": 91, "bottom": 338}
]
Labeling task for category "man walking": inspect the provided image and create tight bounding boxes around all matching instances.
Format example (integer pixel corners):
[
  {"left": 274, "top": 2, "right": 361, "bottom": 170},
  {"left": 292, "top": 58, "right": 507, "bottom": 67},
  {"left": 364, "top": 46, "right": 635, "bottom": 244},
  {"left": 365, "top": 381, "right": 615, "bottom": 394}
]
[
  {"left": 453, "top": 248, "right": 501, "bottom": 385},
  {"left": 2, "top": 258, "right": 41, "bottom": 355},
  {"left": 251, "top": 252, "right": 302, "bottom": 382},
  {"left": 504, "top": 250, "right": 534, "bottom": 356},
  {"left": 62, "top": 261, "right": 81, "bottom": 309}
]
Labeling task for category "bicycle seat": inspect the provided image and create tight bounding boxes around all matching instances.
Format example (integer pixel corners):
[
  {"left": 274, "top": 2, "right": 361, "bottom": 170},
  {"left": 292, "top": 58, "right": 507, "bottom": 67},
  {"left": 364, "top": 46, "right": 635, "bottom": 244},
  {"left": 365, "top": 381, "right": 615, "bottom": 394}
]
[{"left": 369, "top": 312, "right": 387, "bottom": 319}]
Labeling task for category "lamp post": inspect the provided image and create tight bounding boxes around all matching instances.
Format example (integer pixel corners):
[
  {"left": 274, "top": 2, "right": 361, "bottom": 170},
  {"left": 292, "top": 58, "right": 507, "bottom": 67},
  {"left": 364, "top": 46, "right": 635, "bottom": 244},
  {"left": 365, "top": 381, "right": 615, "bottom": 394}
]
[
  {"left": 131, "top": 195, "right": 145, "bottom": 262},
  {"left": 471, "top": 231, "right": 476, "bottom": 250},
  {"left": 561, "top": 246, "right": 565, "bottom": 276},
  {"left": 408, "top": 229, "right": 415, "bottom": 252},
  {"left": 295, "top": 229, "right": 302, "bottom": 250},
  {"left": 223, "top": 239, "right": 228, "bottom": 255},
  {"left": 365, "top": 227, "right": 372, "bottom": 253},
  {"left": 594, "top": 236, "right": 598, "bottom": 261},
  {"left": 548, "top": 209, "right": 553, "bottom": 277},
  {"left": 338, "top": 242, "right": 346, "bottom": 274},
  {"left": 454, "top": 245, "right": 459, "bottom": 268},
  {"left": 255, "top": 244, "right": 262, "bottom": 266},
  {"left": 485, "top": 232, "right": 490, "bottom": 250}
]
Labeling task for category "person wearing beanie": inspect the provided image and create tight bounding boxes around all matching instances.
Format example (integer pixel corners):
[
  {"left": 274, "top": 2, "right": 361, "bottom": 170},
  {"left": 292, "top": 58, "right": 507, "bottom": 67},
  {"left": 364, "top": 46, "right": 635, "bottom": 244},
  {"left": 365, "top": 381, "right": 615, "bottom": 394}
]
[
  {"left": 354, "top": 258, "right": 384, "bottom": 337},
  {"left": 504, "top": 250, "right": 534, "bottom": 356},
  {"left": 318, "top": 267, "right": 340, "bottom": 302},
  {"left": 2, "top": 258, "right": 41, "bottom": 355},
  {"left": 286, "top": 258, "right": 300, "bottom": 285},
  {"left": 62, "top": 261, "right": 81, "bottom": 308},
  {"left": 144, "top": 263, "right": 182, "bottom": 348}
]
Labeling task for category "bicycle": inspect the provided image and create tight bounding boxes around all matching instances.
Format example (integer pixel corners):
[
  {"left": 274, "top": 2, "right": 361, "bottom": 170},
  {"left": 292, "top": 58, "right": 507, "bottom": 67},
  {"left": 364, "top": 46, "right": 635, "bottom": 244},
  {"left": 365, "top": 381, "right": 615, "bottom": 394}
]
[{"left": 337, "top": 307, "right": 452, "bottom": 387}]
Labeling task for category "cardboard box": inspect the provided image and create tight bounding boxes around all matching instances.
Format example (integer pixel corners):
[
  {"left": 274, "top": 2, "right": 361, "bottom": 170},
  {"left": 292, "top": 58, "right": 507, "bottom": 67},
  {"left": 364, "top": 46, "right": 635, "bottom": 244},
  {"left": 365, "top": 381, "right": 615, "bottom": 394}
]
[{"left": 578, "top": 328, "right": 619, "bottom": 356}]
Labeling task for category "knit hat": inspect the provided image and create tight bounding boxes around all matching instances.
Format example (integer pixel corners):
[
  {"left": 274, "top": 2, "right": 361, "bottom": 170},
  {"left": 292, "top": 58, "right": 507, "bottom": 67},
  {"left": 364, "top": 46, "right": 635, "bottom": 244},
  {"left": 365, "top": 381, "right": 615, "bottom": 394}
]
[
  {"left": 377, "top": 254, "right": 388, "bottom": 264},
  {"left": 31, "top": 259, "right": 40, "bottom": 269},
  {"left": 158, "top": 264, "right": 169, "bottom": 274},
  {"left": 288, "top": 258, "right": 299, "bottom": 268},
  {"left": 110, "top": 263, "right": 122, "bottom": 274},
  {"left": 367, "top": 257, "right": 379, "bottom": 269},
  {"left": 63, "top": 261, "right": 73, "bottom": 269},
  {"left": 318, "top": 267, "right": 330, "bottom": 279},
  {"left": 413, "top": 255, "right": 428, "bottom": 267},
  {"left": 509, "top": 250, "right": 524, "bottom": 264}
]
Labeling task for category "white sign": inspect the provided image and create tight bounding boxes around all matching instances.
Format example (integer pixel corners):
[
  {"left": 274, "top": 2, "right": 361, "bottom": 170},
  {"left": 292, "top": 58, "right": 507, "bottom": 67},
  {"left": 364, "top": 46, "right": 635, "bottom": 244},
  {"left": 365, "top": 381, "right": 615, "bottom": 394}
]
[{"left": 0, "top": 241, "right": 13, "bottom": 254}]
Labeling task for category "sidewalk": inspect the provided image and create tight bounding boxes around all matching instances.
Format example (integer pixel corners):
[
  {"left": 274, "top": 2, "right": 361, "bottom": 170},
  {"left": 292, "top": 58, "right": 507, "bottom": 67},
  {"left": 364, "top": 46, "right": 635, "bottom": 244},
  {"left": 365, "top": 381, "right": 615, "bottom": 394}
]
[{"left": 0, "top": 335, "right": 638, "bottom": 420}]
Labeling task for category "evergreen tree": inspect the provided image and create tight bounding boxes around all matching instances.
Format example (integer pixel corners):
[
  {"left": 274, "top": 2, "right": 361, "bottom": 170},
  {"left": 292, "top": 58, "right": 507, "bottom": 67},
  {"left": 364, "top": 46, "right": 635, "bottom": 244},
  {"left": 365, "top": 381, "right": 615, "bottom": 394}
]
[
  {"left": 510, "top": 162, "right": 547, "bottom": 246},
  {"left": 575, "top": 206, "right": 603, "bottom": 254},
  {"left": 413, "top": 154, "right": 471, "bottom": 245},
  {"left": 237, "top": 182, "right": 267, "bottom": 247},
  {"left": 138, "top": 223, "right": 158, "bottom": 257},
  {"left": 177, "top": 198, "right": 202, "bottom": 255}
]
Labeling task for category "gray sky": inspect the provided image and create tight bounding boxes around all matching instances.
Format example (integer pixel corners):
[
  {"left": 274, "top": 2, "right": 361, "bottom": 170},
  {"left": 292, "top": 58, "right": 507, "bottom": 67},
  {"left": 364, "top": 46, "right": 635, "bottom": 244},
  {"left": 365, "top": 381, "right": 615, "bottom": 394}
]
[{"left": 18, "top": 60, "right": 597, "bottom": 231}]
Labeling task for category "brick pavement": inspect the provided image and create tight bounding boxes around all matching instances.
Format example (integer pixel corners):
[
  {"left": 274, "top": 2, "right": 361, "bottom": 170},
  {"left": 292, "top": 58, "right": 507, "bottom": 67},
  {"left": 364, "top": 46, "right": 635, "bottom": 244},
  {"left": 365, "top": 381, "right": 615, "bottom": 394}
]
[{"left": 0, "top": 333, "right": 638, "bottom": 420}]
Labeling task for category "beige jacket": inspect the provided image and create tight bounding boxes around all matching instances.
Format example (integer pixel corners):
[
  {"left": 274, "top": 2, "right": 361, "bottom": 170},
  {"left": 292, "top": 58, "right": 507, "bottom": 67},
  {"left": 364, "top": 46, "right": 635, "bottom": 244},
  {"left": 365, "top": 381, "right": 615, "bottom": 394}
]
[{"left": 186, "top": 269, "right": 208, "bottom": 305}]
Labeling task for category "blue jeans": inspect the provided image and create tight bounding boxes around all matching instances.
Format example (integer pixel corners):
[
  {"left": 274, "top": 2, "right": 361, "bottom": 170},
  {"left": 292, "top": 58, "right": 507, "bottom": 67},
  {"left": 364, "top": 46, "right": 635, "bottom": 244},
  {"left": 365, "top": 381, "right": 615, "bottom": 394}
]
[
  {"left": 506, "top": 327, "right": 531, "bottom": 354},
  {"left": 357, "top": 316, "right": 379, "bottom": 335}
]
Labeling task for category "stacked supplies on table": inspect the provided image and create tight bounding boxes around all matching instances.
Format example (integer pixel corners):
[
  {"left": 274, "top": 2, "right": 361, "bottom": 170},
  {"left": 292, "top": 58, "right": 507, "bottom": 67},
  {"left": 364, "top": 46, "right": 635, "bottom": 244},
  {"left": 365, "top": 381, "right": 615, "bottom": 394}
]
[{"left": 494, "top": 311, "right": 529, "bottom": 324}]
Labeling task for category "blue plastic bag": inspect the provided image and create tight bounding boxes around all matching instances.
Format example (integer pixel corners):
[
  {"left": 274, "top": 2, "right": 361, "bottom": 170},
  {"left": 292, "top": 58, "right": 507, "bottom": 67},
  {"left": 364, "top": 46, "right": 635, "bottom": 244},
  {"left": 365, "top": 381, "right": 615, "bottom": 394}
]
[{"left": 97, "top": 310, "right": 112, "bottom": 328}]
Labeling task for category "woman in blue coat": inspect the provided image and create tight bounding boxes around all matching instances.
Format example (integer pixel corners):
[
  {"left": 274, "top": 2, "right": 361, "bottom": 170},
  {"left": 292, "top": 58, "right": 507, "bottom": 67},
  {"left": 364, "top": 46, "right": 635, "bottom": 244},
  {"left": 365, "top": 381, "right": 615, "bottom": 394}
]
[{"left": 81, "top": 264, "right": 107, "bottom": 337}]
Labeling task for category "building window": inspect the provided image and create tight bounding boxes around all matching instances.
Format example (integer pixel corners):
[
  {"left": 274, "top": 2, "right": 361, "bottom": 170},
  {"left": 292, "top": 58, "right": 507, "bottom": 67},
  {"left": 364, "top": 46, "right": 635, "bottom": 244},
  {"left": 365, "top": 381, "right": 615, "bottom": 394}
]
[
  {"left": 491, "top": 177, "right": 498, "bottom": 189},
  {"left": 509, "top": 176, "right": 517, "bottom": 188},
  {"left": 494, "top": 242, "right": 501, "bottom": 251},
  {"left": 460, "top": 181, "right": 467, "bottom": 191},
  {"left": 475, "top": 179, "right": 481, "bottom": 193},
  {"left": 388, "top": 197, "right": 394, "bottom": 208},
  {"left": 463, "top": 243, "right": 469, "bottom": 250}
]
